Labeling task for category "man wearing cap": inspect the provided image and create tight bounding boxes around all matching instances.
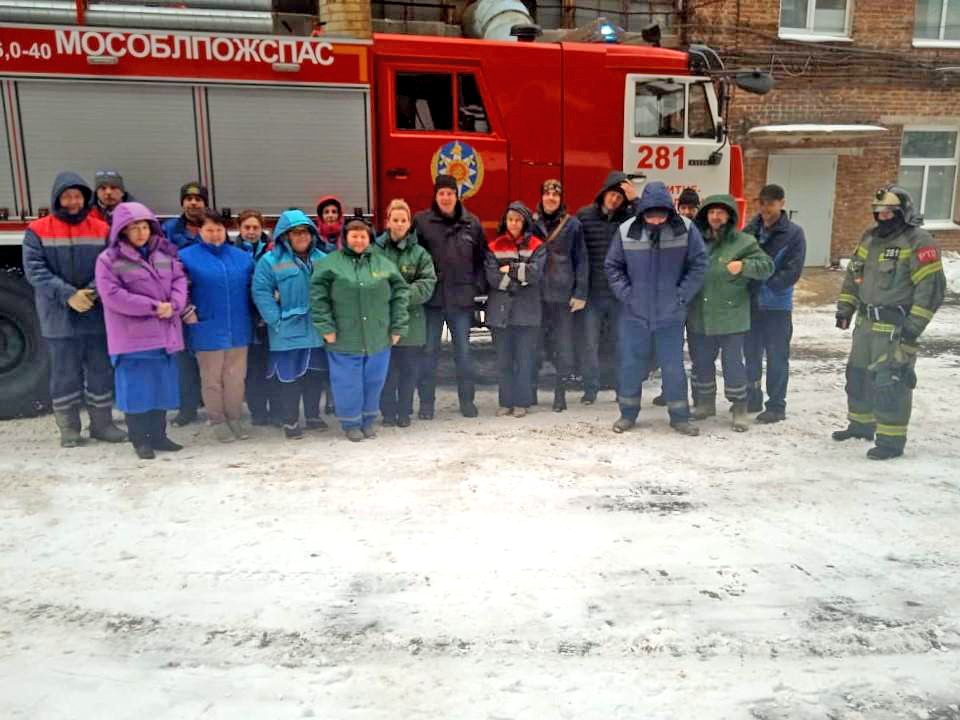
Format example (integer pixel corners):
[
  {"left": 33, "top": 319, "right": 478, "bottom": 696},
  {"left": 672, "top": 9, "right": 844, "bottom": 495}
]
[
  {"left": 833, "top": 185, "right": 946, "bottom": 460},
  {"left": 22, "top": 171, "right": 127, "bottom": 447},
  {"left": 575, "top": 171, "right": 638, "bottom": 404},
  {"left": 162, "top": 182, "right": 209, "bottom": 251},
  {"left": 162, "top": 182, "right": 209, "bottom": 425},
  {"left": 743, "top": 183, "right": 806, "bottom": 424},
  {"left": 532, "top": 178, "right": 588, "bottom": 412},
  {"left": 677, "top": 187, "right": 700, "bottom": 221},
  {"left": 90, "top": 169, "right": 134, "bottom": 225},
  {"left": 413, "top": 174, "right": 486, "bottom": 418}
]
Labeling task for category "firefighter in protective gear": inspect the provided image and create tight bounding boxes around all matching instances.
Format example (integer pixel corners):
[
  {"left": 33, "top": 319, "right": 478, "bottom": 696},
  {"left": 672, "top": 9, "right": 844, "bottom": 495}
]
[{"left": 833, "top": 185, "right": 946, "bottom": 460}]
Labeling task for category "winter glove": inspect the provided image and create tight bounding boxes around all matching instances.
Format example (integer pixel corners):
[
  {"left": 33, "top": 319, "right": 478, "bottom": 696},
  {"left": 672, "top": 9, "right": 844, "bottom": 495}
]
[
  {"left": 835, "top": 313, "right": 851, "bottom": 330},
  {"left": 67, "top": 288, "right": 96, "bottom": 313},
  {"left": 568, "top": 297, "right": 586, "bottom": 313}
]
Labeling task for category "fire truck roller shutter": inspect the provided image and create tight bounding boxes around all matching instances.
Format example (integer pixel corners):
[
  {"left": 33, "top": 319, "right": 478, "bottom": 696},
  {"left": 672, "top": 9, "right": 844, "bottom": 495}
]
[
  {"left": 16, "top": 81, "right": 198, "bottom": 216},
  {"left": 0, "top": 100, "right": 16, "bottom": 216},
  {"left": 206, "top": 86, "right": 371, "bottom": 216}
]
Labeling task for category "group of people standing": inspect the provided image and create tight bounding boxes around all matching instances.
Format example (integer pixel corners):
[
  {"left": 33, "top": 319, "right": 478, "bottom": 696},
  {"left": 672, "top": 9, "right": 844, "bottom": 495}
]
[{"left": 22, "top": 164, "right": 946, "bottom": 461}]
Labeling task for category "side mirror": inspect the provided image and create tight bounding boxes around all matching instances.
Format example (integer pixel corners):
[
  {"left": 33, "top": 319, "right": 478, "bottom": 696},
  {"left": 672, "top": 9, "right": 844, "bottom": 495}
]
[{"left": 735, "top": 70, "right": 774, "bottom": 95}]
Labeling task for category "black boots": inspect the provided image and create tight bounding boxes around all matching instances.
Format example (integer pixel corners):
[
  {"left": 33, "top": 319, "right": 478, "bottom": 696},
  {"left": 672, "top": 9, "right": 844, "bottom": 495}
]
[
  {"left": 458, "top": 381, "right": 478, "bottom": 418},
  {"left": 552, "top": 378, "right": 567, "bottom": 413},
  {"left": 747, "top": 387, "right": 764, "bottom": 413},
  {"left": 54, "top": 407, "right": 84, "bottom": 448},
  {"left": 832, "top": 425, "right": 875, "bottom": 442},
  {"left": 867, "top": 445, "right": 904, "bottom": 460},
  {"left": 89, "top": 406, "right": 127, "bottom": 443},
  {"left": 126, "top": 412, "right": 155, "bottom": 459}
]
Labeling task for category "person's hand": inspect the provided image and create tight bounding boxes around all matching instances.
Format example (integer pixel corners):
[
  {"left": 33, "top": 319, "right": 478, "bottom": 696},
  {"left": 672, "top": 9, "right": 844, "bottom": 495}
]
[
  {"left": 835, "top": 313, "right": 850, "bottom": 330},
  {"left": 324, "top": 332, "right": 336, "bottom": 344},
  {"left": 155, "top": 302, "right": 173, "bottom": 319},
  {"left": 499, "top": 265, "right": 509, "bottom": 273},
  {"left": 568, "top": 297, "right": 586, "bottom": 313},
  {"left": 619, "top": 180, "right": 638, "bottom": 202},
  {"left": 726, "top": 260, "right": 744, "bottom": 275},
  {"left": 391, "top": 334, "right": 401, "bottom": 345},
  {"left": 67, "top": 288, "right": 95, "bottom": 313}
]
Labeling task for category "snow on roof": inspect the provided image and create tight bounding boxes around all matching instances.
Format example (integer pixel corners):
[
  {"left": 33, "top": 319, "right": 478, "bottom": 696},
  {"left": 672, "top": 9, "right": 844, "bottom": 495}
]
[{"left": 747, "top": 124, "right": 888, "bottom": 134}]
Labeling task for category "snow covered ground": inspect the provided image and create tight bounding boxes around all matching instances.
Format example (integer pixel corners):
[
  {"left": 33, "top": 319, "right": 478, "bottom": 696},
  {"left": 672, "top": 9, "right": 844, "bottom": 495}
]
[{"left": 1, "top": 285, "right": 959, "bottom": 719}]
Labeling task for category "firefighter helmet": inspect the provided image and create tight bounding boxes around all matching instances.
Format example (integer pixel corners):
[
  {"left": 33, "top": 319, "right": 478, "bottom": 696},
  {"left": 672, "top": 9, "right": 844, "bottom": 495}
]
[{"left": 872, "top": 185, "right": 921, "bottom": 225}]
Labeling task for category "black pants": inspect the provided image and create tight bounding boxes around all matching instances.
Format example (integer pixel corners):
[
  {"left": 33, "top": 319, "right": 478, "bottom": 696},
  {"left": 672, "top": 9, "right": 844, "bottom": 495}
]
[
  {"left": 381, "top": 345, "right": 422, "bottom": 421},
  {"left": 175, "top": 350, "right": 201, "bottom": 416},
  {"left": 277, "top": 369, "right": 326, "bottom": 428},
  {"left": 540, "top": 301, "right": 576, "bottom": 380},
  {"left": 494, "top": 326, "right": 538, "bottom": 409},
  {"left": 744, "top": 309, "right": 793, "bottom": 413},
  {"left": 125, "top": 409, "right": 169, "bottom": 448},
  {"left": 245, "top": 342, "right": 278, "bottom": 422},
  {"left": 419, "top": 307, "right": 474, "bottom": 408},
  {"left": 46, "top": 335, "right": 114, "bottom": 412}
]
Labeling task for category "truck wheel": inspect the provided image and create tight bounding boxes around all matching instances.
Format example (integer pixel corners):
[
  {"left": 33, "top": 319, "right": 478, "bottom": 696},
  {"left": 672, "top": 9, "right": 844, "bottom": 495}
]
[{"left": 0, "top": 272, "right": 50, "bottom": 419}]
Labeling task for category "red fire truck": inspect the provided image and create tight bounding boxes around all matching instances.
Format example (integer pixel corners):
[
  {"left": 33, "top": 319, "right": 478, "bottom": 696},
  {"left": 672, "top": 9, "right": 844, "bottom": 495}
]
[{"left": 0, "top": 20, "right": 769, "bottom": 418}]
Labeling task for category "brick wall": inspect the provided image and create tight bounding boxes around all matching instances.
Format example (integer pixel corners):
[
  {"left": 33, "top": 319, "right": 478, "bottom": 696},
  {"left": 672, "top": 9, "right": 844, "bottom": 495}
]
[
  {"left": 687, "top": 0, "right": 960, "bottom": 259},
  {"left": 321, "top": 0, "right": 372, "bottom": 38}
]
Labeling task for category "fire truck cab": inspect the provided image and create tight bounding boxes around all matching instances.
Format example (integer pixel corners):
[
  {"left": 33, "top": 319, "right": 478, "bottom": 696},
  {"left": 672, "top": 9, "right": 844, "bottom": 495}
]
[{"left": 0, "top": 20, "right": 761, "bottom": 418}]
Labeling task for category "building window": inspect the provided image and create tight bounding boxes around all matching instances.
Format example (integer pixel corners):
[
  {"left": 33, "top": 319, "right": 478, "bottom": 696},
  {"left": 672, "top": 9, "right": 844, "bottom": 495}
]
[
  {"left": 779, "top": 0, "right": 850, "bottom": 37},
  {"left": 899, "top": 129, "right": 959, "bottom": 222},
  {"left": 914, "top": 0, "right": 960, "bottom": 40}
]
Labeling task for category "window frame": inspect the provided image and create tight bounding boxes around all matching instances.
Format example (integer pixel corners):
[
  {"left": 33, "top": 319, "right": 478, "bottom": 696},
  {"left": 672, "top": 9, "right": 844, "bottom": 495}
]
[
  {"left": 913, "top": 0, "right": 960, "bottom": 46},
  {"left": 390, "top": 68, "right": 496, "bottom": 137},
  {"left": 629, "top": 77, "right": 719, "bottom": 142},
  {"left": 778, "top": 0, "right": 853, "bottom": 41},
  {"left": 899, "top": 125, "right": 960, "bottom": 225}
]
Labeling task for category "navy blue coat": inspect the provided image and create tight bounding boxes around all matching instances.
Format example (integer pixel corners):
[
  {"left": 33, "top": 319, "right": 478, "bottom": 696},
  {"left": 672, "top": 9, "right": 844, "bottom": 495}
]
[
  {"left": 22, "top": 171, "right": 110, "bottom": 339},
  {"left": 604, "top": 182, "right": 707, "bottom": 329},
  {"left": 179, "top": 241, "right": 254, "bottom": 351},
  {"left": 576, "top": 171, "right": 637, "bottom": 300},
  {"left": 532, "top": 209, "right": 588, "bottom": 304},
  {"left": 744, "top": 211, "right": 806, "bottom": 311}
]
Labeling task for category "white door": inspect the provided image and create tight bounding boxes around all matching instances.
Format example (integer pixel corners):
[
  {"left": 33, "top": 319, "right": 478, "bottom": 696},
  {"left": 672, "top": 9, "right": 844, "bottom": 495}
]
[{"left": 766, "top": 154, "right": 837, "bottom": 266}]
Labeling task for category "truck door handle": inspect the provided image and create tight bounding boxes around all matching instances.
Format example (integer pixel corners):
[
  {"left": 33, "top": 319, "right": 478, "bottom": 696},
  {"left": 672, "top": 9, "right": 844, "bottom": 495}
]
[{"left": 387, "top": 167, "right": 409, "bottom": 179}]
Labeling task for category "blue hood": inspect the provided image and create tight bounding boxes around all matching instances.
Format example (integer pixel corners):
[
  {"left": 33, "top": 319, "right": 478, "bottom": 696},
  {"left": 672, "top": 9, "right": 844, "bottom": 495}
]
[
  {"left": 636, "top": 182, "right": 677, "bottom": 217},
  {"left": 273, "top": 209, "right": 320, "bottom": 252}
]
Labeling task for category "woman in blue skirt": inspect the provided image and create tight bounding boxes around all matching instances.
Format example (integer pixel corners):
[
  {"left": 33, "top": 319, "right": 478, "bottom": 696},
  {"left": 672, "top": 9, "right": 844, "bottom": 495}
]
[{"left": 95, "top": 202, "right": 189, "bottom": 459}]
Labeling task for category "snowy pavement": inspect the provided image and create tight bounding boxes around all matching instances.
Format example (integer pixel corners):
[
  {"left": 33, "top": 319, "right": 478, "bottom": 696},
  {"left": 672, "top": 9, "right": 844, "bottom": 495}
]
[{"left": 1, "top": 301, "right": 959, "bottom": 719}]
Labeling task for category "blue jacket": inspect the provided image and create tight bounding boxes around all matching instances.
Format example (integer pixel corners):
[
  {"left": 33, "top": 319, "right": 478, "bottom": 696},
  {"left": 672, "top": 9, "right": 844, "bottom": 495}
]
[
  {"left": 162, "top": 215, "right": 201, "bottom": 251},
  {"left": 604, "top": 182, "right": 707, "bottom": 329},
  {"left": 22, "top": 171, "right": 111, "bottom": 339},
  {"left": 532, "top": 208, "right": 588, "bottom": 304},
  {"left": 744, "top": 211, "right": 806, "bottom": 311},
  {"left": 251, "top": 210, "right": 327, "bottom": 352},
  {"left": 178, "top": 240, "right": 254, "bottom": 351}
]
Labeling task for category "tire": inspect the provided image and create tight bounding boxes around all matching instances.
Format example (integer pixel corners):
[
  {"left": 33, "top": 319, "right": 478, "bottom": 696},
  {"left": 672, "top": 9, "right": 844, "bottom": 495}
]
[{"left": 0, "top": 272, "right": 50, "bottom": 419}]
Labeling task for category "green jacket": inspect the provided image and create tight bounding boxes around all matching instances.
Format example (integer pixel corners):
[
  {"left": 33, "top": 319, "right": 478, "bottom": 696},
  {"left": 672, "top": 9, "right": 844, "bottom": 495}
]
[
  {"left": 374, "top": 230, "right": 436, "bottom": 347},
  {"left": 687, "top": 194, "right": 774, "bottom": 336},
  {"left": 310, "top": 243, "right": 410, "bottom": 356}
]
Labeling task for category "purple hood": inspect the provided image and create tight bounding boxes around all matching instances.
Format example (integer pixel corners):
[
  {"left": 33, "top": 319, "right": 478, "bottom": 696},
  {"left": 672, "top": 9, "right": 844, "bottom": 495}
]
[{"left": 109, "top": 201, "right": 177, "bottom": 256}]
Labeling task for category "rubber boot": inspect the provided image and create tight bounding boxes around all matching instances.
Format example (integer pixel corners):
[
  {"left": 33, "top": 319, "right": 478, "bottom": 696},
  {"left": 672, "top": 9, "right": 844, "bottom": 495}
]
[
  {"left": 126, "top": 413, "right": 155, "bottom": 459},
  {"left": 867, "top": 445, "right": 903, "bottom": 460},
  {"left": 670, "top": 421, "right": 700, "bottom": 436},
  {"left": 54, "top": 407, "right": 85, "bottom": 448},
  {"left": 89, "top": 406, "right": 127, "bottom": 443},
  {"left": 150, "top": 410, "right": 182, "bottom": 452},
  {"left": 731, "top": 402, "right": 749, "bottom": 432},
  {"left": 832, "top": 425, "right": 875, "bottom": 442},
  {"left": 458, "top": 381, "right": 478, "bottom": 418},
  {"left": 612, "top": 416, "right": 635, "bottom": 433},
  {"left": 692, "top": 395, "right": 716, "bottom": 421},
  {"left": 552, "top": 378, "right": 567, "bottom": 413},
  {"left": 652, "top": 393, "right": 666, "bottom": 407}
]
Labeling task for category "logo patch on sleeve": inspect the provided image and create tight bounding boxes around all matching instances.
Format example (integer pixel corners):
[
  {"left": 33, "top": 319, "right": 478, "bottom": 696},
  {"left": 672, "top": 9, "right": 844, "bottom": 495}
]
[
  {"left": 916, "top": 245, "right": 940, "bottom": 264},
  {"left": 882, "top": 247, "right": 901, "bottom": 260}
]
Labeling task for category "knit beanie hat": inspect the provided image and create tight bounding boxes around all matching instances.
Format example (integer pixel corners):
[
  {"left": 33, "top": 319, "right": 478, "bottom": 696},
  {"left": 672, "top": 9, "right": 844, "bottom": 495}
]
[
  {"left": 180, "top": 182, "right": 209, "bottom": 205},
  {"left": 434, "top": 174, "right": 459, "bottom": 195},
  {"left": 95, "top": 169, "right": 124, "bottom": 191},
  {"left": 678, "top": 187, "right": 700, "bottom": 208}
]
